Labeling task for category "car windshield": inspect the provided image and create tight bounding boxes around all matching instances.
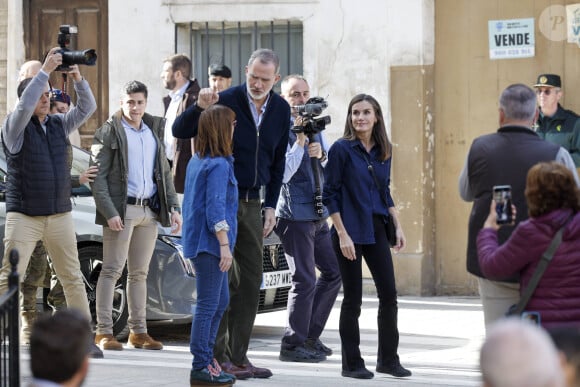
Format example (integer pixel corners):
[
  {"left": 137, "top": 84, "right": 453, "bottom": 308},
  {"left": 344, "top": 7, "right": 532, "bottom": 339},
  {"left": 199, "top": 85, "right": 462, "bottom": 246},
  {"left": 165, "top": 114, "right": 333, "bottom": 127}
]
[{"left": 71, "top": 146, "right": 93, "bottom": 197}]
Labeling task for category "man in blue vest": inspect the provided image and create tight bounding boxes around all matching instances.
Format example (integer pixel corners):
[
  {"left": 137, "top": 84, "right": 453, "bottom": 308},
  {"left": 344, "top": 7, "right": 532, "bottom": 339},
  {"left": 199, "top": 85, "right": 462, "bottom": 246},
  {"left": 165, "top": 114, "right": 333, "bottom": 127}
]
[
  {"left": 275, "top": 74, "right": 341, "bottom": 362},
  {"left": 0, "top": 47, "right": 102, "bottom": 357}
]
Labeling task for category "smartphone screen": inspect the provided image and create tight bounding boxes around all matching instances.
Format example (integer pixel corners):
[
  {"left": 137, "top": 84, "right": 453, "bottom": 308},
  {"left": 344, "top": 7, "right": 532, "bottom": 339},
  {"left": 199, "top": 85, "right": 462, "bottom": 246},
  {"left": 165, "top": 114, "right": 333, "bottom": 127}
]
[{"left": 493, "top": 185, "right": 513, "bottom": 225}]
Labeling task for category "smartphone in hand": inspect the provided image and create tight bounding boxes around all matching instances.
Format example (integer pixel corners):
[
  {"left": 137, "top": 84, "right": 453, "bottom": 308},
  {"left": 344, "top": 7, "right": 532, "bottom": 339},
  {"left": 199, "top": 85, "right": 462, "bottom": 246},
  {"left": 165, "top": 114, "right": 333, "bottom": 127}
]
[{"left": 493, "top": 185, "right": 513, "bottom": 225}]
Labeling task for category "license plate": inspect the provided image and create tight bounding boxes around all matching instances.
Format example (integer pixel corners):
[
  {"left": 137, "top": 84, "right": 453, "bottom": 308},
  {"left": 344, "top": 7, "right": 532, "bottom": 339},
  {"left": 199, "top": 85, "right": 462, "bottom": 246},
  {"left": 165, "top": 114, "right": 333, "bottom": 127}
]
[{"left": 261, "top": 270, "right": 292, "bottom": 289}]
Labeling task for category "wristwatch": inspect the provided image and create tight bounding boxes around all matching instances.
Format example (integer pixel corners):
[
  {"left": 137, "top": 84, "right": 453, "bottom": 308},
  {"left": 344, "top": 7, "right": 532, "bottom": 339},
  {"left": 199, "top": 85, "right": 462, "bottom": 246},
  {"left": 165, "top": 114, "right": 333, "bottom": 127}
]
[{"left": 171, "top": 206, "right": 181, "bottom": 214}]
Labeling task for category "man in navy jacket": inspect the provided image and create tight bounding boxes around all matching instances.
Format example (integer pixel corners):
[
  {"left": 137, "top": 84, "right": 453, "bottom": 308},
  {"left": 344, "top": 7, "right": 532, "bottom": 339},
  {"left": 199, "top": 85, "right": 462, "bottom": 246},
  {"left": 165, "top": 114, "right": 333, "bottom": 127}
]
[{"left": 173, "top": 48, "right": 290, "bottom": 379}]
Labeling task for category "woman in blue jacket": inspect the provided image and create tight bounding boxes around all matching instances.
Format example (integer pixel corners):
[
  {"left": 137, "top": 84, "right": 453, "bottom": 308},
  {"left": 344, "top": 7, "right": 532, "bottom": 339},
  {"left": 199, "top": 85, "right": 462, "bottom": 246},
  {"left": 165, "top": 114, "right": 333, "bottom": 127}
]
[
  {"left": 323, "top": 94, "right": 411, "bottom": 379},
  {"left": 182, "top": 105, "right": 238, "bottom": 386}
]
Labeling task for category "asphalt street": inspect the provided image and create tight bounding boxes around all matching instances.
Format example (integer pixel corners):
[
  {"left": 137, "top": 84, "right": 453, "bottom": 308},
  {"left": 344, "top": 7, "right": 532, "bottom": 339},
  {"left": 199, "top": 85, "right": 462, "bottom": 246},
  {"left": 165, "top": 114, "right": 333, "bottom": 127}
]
[{"left": 19, "top": 295, "right": 485, "bottom": 386}]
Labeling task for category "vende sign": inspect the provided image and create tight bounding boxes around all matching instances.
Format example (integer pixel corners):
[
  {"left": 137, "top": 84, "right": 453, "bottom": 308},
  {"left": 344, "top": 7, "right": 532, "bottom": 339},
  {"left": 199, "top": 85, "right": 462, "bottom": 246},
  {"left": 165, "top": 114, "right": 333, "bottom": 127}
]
[{"left": 488, "top": 18, "right": 535, "bottom": 60}]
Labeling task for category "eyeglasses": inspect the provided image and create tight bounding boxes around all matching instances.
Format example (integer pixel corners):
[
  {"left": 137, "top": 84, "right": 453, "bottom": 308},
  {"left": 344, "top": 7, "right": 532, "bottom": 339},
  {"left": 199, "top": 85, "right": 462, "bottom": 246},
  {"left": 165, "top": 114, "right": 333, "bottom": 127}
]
[{"left": 535, "top": 88, "right": 560, "bottom": 96}]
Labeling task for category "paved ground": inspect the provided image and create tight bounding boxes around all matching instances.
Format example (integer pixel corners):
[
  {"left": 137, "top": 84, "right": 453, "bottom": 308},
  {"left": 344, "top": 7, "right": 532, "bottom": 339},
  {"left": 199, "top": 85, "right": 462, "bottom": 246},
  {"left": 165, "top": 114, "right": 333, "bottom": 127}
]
[{"left": 19, "top": 296, "right": 485, "bottom": 386}]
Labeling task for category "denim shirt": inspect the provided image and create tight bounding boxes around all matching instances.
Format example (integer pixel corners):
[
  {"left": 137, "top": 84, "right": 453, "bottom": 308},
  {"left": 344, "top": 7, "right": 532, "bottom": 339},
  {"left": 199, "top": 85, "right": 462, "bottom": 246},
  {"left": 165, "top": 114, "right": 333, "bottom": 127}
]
[
  {"left": 182, "top": 154, "right": 238, "bottom": 259},
  {"left": 323, "top": 138, "right": 395, "bottom": 244}
]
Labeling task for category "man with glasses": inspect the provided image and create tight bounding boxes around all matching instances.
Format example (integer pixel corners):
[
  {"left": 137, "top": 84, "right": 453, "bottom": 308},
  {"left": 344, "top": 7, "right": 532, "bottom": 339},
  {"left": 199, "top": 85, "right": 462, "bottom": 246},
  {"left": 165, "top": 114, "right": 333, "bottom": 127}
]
[{"left": 533, "top": 74, "right": 580, "bottom": 167}]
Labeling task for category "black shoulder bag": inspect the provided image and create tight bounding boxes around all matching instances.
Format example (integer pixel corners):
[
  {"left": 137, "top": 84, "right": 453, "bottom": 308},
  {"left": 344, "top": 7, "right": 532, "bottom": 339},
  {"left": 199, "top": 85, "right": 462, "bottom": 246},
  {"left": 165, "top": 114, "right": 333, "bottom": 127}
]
[
  {"left": 355, "top": 147, "right": 397, "bottom": 246},
  {"left": 507, "top": 214, "right": 573, "bottom": 316}
]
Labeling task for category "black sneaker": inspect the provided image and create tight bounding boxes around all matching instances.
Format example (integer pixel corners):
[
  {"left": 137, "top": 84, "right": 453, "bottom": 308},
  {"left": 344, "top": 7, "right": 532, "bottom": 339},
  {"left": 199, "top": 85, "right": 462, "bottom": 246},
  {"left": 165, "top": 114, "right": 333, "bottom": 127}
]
[
  {"left": 190, "top": 365, "right": 236, "bottom": 386},
  {"left": 305, "top": 338, "right": 333, "bottom": 356},
  {"left": 376, "top": 363, "right": 412, "bottom": 377},
  {"left": 279, "top": 345, "right": 327, "bottom": 363},
  {"left": 341, "top": 368, "right": 374, "bottom": 379},
  {"left": 89, "top": 342, "right": 104, "bottom": 359}
]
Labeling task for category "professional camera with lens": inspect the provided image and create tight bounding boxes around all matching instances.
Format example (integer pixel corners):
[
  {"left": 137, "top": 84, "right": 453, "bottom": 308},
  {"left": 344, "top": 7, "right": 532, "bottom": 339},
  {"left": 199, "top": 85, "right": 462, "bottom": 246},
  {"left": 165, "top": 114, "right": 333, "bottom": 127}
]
[
  {"left": 56, "top": 25, "right": 97, "bottom": 71},
  {"left": 292, "top": 97, "right": 331, "bottom": 136}
]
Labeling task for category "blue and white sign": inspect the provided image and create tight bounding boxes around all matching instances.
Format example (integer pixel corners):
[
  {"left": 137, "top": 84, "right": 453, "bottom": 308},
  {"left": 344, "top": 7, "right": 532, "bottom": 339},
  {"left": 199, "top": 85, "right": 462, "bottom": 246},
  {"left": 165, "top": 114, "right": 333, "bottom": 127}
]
[
  {"left": 566, "top": 4, "right": 580, "bottom": 46},
  {"left": 488, "top": 18, "right": 535, "bottom": 60}
]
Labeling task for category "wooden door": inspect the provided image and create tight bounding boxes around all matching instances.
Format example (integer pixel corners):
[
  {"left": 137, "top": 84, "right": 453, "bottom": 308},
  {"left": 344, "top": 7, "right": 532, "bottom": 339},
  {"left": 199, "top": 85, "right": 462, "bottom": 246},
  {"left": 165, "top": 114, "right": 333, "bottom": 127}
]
[{"left": 24, "top": 0, "right": 108, "bottom": 148}]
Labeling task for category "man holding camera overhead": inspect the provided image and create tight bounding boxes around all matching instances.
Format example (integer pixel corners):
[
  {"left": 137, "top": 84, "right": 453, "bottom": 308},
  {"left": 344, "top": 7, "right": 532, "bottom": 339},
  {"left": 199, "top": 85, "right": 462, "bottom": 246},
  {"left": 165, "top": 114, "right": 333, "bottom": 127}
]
[
  {"left": 0, "top": 47, "right": 102, "bottom": 358},
  {"left": 275, "top": 75, "right": 340, "bottom": 363}
]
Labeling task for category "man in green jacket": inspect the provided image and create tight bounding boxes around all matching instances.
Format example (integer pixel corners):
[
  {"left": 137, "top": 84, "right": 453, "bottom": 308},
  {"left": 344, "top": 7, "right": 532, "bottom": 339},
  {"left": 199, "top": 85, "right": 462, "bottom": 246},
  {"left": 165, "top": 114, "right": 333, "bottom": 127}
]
[
  {"left": 90, "top": 80, "right": 182, "bottom": 351},
  {"left": 533, "top": 73, "right": 580, "bottom": 167}
]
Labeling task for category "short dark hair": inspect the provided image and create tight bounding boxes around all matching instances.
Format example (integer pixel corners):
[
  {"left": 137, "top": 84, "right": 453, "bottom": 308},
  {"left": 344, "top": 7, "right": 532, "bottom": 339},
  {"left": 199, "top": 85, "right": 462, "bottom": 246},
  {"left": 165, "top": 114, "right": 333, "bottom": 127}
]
[
  {"left": 195, "top": 105, "right": 235, "bottom": 158},
  {"left": 208, "top": 63, "right": 232, "bottom": 78},
  {"left": 122, "top": 80, "right": 148, "bottom": 99},
  {"left": 17, "top": 78, "right": 33, "bottom": 98},
  {"left": 30, "top": 308, "right": 91, "bottom": 383},
  {"left": 165, "top": 54, "right": 192, "bottom": 80}
]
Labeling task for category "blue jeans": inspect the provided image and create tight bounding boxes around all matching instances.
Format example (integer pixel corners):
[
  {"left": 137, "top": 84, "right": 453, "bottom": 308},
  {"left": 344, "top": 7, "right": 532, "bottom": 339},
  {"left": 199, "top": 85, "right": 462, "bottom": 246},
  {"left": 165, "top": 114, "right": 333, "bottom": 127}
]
[{"left": 190, "top": 252, "right": 229, "bottom": 369}]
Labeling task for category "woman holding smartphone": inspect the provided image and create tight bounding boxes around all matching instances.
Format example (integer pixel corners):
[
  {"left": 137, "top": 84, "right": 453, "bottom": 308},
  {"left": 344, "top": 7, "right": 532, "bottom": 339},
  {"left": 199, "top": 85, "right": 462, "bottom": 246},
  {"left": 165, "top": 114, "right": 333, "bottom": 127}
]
[
  {"left": 323, "top": 94, "right": 411, "bottom": 379},
  {"left": 478, "top": 161, "right": 580, "bottom": 329},
  {"left": 182, "top": 105, "right": 237, "bottom": 386}
]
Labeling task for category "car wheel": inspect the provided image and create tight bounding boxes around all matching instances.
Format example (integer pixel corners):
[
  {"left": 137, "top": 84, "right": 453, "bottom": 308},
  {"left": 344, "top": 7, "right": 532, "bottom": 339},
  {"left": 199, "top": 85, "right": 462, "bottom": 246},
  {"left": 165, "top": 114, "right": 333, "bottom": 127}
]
[{"left": 78, "top": 244, "right": 129, "bottom": 340}]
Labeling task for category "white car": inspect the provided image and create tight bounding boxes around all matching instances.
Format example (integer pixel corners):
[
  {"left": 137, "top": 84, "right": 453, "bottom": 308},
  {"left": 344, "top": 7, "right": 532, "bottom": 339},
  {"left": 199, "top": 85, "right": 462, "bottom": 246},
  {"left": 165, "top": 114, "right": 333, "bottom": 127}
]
[{"left": 0, "top": 146, "right": 291, "bottom": 338}]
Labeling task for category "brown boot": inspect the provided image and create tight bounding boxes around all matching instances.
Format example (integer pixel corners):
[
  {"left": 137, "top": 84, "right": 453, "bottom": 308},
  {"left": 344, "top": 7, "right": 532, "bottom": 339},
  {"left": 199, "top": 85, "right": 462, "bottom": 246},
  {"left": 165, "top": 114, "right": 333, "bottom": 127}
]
[
  {"left": 128, "top": 332, "right": 163, "bottom": 350},
  {"left": 20, "top": 310, "right": 36, "bottom": 346},
  {"left": 95, "top": 334, "right": 123, "bottom": 351}
]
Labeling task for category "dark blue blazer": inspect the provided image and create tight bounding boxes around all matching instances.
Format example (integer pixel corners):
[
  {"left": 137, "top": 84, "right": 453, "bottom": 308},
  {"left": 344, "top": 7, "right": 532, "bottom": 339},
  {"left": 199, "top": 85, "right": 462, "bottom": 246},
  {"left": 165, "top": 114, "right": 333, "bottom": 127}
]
[{"left": 173, "top": 84, "right": 290, "bottom": 208}]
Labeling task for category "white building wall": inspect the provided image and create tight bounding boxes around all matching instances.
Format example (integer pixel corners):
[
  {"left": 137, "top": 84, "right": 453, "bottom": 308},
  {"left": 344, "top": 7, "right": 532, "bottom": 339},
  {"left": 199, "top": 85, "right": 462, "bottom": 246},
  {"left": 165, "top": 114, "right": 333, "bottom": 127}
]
[{"left": 108, "top": 0, "right": 434, "bottom": 141}]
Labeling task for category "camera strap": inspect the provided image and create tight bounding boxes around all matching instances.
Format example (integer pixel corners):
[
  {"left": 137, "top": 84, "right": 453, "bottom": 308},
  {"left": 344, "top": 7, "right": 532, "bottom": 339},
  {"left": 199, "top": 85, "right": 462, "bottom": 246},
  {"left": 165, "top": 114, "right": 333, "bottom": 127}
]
[
  {"left": 307, "top": 134, "right": 324, "bottom": 218},
  {"left": 511, "top": 213, "right": 574, "bottom": 315},
  {"left": 354, "top": 146, "right": 390, "bottom": 210}
]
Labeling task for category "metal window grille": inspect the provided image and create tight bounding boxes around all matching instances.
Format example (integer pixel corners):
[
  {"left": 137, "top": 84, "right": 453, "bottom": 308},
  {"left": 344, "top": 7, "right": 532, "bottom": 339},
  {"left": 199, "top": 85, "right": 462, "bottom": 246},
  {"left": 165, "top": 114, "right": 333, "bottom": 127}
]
[{"left": 175, "top": 20, "right": 303, "bottom": 91}]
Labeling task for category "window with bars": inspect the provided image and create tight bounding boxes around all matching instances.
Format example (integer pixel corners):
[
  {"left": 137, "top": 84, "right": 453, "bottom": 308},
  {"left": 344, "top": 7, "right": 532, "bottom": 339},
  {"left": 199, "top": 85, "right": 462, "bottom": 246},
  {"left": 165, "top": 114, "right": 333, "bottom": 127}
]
[{"left": 176, "top": 20, "right": 303, "bottom": 91}]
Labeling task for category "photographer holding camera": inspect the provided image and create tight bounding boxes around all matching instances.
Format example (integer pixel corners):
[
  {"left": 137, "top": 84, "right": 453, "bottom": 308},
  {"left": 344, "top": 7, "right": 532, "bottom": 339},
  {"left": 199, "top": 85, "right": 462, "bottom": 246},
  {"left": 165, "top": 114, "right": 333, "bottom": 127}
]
[
  {"left": 275, "top": 75, "right": 341, "bottom": 363},
  {"left": 0, "top": 46, "right": 102, "bottom": 358}
]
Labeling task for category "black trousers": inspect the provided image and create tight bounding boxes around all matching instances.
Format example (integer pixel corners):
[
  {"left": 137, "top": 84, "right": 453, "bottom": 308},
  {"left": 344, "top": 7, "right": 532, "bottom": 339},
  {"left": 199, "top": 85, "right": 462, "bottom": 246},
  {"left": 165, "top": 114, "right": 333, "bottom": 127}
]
[{"left": 331, "top": 215, "right": 400, "bottom": 371}]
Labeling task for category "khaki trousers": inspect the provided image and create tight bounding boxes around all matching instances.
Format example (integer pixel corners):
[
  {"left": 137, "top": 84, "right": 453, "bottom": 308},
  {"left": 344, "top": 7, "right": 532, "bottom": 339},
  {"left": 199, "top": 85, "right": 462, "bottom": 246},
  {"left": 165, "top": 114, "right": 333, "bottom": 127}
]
[
  {"left": 96, "top": 205, "right": 158, "bottom": 335},
  {"left": 477, "top": 277, "right": 520, "bottom": 333},
  {"left": 0, "top": 211, "right": 90, "bottom": 319}
]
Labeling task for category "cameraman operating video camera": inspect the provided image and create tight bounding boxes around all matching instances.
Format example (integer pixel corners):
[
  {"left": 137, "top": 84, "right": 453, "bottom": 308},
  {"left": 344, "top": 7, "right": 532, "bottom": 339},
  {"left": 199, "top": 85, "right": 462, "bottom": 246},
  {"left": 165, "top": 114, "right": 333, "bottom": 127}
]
[{"left": 274, "top": 75, "right": 341, "bottom": 363}]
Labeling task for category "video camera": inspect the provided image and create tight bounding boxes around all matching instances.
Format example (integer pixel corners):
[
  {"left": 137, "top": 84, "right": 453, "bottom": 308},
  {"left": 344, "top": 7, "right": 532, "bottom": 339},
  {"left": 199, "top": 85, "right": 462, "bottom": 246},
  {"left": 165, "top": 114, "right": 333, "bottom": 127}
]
[
  {"left": 56, "top": 25, "right": 97, "bottom": 71},
  {"left": 292, "top": 97, "right": 331, "bottom": 136}
]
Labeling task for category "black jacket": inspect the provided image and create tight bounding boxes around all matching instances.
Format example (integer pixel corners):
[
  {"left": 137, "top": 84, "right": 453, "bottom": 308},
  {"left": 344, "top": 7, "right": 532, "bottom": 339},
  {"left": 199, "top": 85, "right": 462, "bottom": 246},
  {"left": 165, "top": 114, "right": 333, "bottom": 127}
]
[
  {"left": 465, "top": 125, "right": 560, "bottom": 278},
  {"left": 162, "top": 79, "right": 200, "bottom": 193},
  {"left": 172, "top": 84, "right": 290, "bottom": 208}
]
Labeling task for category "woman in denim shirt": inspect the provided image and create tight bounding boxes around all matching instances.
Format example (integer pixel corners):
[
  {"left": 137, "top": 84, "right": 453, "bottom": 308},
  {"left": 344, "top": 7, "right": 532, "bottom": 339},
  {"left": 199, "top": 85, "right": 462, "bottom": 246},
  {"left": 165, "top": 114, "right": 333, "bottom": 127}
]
[
  {"left": 323, "top": 94, "right": 410, "bottom": 380},
  {"left": 182, "top": 105, "right": 238, "bottom": 386}
]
